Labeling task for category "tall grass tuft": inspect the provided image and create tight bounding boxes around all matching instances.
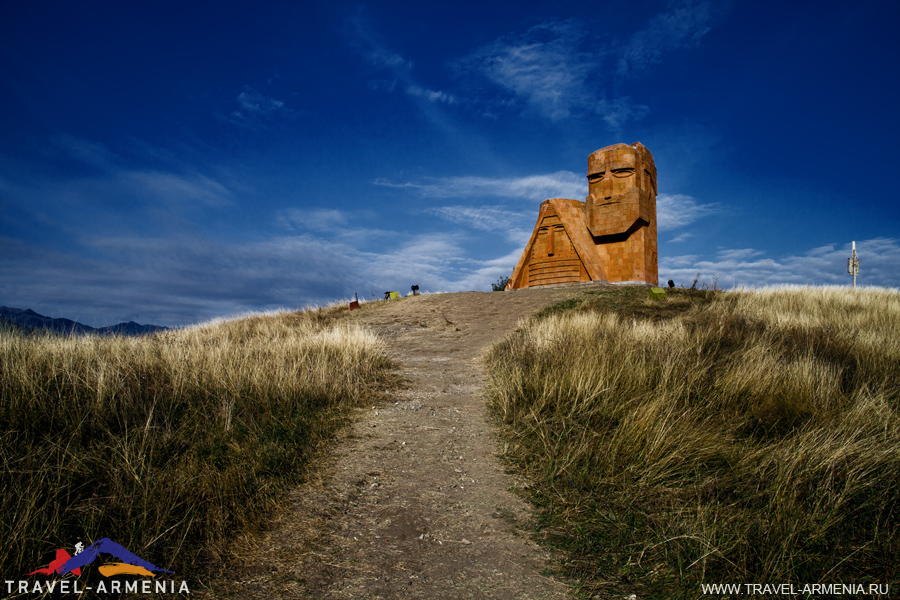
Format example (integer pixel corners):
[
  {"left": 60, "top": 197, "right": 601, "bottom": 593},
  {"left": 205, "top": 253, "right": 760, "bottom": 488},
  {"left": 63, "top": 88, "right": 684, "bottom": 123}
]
[
  {"left": 486, "top": 286, "right": 900, "bottom": 597},
  {"left": 0, "top": 308, "right": 393, "bottom": 581}
]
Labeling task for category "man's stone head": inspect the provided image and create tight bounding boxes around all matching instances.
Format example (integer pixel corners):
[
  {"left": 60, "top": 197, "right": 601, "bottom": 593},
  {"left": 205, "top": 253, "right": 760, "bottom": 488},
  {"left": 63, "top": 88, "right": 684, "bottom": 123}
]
[{"left": 584, "top": 142, "right": 656, "bottom": 238}]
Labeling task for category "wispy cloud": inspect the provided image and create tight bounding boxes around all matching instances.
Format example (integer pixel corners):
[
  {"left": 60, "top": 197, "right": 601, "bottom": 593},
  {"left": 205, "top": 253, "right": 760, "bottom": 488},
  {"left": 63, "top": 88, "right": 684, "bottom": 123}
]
[
  {"left": 407, "top": 85, "right": 457, "bottom": 105},
  {"left": 2, "top": 135, "right": 234, "bottom": 235},
  {"left": 347, "top": 2, "right": 717, "bottom": 126},
  {"left": 455, "top": 1, "right": 718, "bottom": 126},
  {"left": 456, "top": 20, "right": 597, "bottom": 121},
  {"left": 0, "top": 225, "right": 526, "bottom": 326},
  {"left": 273, "top": 208, "right": 397, "bottom": 245},
  {"left": 237, "top": 87, "right": 284, "bottom": 113},
  {"left": 716, "top": 248, "right": 764, "bottom": 261},
  {"left": 229, "top": 85, "right": 290, "bottom": 129},
  {"left": 43, "top": 135, "right": 230, "bottom": 210},
  {"left": 594, "top": 97, "right": 649, "bottom": 129},
  {"left": 430, "top": 205, "right": 532, "bottom": 244},
  {"left": 430, "top": 205, "right": 526, "bottom": 231},
  {"left": 669, "top": 232, "right": 693, "bottom": 243},
  {"left": 350, "top": 9, "right": 412, "bottom": 74},
  {"left": 448, "top": 247, "right": 526, "bottom": 292},
  {"left": 277, "top": 208, "right": 349, "bottom": 231},
  {"left": 123, "top": 170, "right": 232, "bottom": 208},
  {"left": 348, "top": 8, "right": 455, "bottom": 107},
  {"left": 384, "top": 173, "right": 722, "bottom": 264},
  {"left": 617, "top": 0, "right": 715, "bottom": 80},
  {"left": 381, "top": 176, "right": 716, "bottom": 234},
  {"left": 47, "top": 134, "right": 120, "bottom": 169},
  {"left": 375, "top": 170, "right": 585, "bottom": 201},
  {"left": 656, "top": 193, "right": 719, "bottom": 231},
  {"left": 5, "top": 216, "right": 895, "bottom": 330},
  {"left": 661, "top": 238, "right": 900, "bottom": 289}
]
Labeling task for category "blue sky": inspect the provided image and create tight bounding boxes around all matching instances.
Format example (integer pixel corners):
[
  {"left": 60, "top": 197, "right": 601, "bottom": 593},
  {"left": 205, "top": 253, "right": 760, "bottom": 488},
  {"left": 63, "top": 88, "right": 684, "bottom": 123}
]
[{"left": 1, "top": 0, "right": 898, "bottom": 327}]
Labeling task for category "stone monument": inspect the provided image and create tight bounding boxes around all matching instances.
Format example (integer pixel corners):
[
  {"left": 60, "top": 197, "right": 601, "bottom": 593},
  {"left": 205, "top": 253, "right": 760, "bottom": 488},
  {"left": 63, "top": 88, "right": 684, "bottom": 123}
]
[{"left": 506, "top": 142, "right": 658, "bottom": 288}]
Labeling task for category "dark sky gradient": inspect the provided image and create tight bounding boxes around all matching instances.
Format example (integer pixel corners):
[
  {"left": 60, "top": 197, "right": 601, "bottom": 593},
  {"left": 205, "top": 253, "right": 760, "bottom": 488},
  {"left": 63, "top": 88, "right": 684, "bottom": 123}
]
[{"left": 2, "top": 1, "right": 898, "bottom": 327}]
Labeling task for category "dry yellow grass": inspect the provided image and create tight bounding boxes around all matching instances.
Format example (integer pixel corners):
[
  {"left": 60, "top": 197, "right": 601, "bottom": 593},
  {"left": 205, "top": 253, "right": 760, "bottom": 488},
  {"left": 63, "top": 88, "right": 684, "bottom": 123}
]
[
  {"left": 0, "top": 307, "right": 393, "bottom": 582},
  {"left": 486, "top": 286, "right": 900, "bottom": 597}
]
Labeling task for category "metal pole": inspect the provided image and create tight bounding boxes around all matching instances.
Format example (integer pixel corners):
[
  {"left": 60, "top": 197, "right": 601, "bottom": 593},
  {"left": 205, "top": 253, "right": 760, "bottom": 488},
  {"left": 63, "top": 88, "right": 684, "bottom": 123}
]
[{"left": 847, "top": 241, "right": 859, "bottom": 288}]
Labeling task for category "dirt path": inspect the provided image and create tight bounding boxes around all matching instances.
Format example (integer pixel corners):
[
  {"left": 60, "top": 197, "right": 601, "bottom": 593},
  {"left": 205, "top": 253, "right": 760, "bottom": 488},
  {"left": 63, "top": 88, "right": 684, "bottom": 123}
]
[{"left": 203, "top": 285, "right": 607, "bottom": 599}]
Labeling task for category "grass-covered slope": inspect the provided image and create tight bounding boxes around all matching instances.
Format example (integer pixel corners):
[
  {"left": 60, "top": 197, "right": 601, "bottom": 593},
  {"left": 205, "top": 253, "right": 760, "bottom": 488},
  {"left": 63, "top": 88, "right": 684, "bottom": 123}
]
[
  {"left": 486, "top": 286, "right": 900, "bottom": 598},
  {"left": 0, "top": 307, "right": 394, "bottom": 582}
]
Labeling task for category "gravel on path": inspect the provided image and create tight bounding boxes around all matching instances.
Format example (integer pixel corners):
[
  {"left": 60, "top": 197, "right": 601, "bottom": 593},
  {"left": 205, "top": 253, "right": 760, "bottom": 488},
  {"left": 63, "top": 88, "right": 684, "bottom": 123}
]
[{"left": 201, "top": 284, "right": 610, "bottom": 599}]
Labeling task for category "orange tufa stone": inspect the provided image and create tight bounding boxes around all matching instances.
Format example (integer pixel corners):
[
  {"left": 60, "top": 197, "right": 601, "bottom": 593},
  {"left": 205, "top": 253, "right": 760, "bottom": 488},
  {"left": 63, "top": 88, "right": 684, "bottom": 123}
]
[{"left": 507, "top": 142, "right": 658, "bottom": 288}]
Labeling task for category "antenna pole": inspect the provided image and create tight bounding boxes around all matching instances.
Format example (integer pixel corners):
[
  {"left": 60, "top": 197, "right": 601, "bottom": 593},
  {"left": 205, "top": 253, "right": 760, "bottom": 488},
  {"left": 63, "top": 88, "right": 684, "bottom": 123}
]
[{"left": 847, "top": 241, "right": 859, "bottom": 288}]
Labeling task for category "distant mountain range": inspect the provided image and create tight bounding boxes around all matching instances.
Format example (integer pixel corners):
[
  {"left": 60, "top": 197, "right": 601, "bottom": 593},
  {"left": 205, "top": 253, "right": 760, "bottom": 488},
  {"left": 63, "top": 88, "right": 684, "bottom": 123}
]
[{"left": 0, "top": 306, "right": 168, "bottom": 336}]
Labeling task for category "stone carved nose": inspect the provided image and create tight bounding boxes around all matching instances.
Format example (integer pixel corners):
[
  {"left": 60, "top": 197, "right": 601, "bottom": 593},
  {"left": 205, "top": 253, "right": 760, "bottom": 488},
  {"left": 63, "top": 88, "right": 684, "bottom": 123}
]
[{"left": 602, "top": 172, "right": 613, "bottom": 199}]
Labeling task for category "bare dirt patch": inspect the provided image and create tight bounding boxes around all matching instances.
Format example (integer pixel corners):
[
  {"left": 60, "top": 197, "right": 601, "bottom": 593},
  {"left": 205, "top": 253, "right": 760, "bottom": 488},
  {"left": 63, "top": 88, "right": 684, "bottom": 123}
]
[{"left": 200, "top": 284, "right": 612, "bottom": 599}]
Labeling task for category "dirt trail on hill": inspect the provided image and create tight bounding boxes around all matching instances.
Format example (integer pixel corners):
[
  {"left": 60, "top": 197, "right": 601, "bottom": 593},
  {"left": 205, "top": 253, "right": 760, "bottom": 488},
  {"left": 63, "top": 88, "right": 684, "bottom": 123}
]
[{"left": 203, "top": 285, "right": 609, "bottom": 599}]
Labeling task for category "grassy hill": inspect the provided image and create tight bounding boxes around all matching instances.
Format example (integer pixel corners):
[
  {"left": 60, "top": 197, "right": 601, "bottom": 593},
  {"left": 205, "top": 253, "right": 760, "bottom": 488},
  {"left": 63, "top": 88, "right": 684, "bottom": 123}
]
[
  {"left": 0, "top": 306, "right": 394, "bottom": 584},
  {"left": 486, "top": 285, "right": 900, "bottom": 598},
  {"left": 4, "top": 285, "right": 898, "bottom": 597}
]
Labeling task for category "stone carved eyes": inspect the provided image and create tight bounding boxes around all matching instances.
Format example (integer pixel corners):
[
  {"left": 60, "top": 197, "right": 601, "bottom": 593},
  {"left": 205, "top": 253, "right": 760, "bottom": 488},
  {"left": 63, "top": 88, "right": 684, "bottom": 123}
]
[
  {"left": 538, "top": 224, "right": 565, "bottom": 256},
  {"left": 588, "top": 168, "right": 635, "bottom": 182}
]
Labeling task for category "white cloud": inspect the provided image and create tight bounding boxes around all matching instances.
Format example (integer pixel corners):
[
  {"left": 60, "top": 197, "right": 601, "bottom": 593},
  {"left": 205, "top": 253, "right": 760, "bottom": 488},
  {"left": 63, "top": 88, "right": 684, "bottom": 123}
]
[
  {"left": 364, "top": 45, "right": 411, "bottom": 72},
  {"left": 48, "top": 135, "right": 119, "bottom": 168},
  {"left": 456, "top": 1, "right": 718, "bottom": 126},
  {"left": 656, "top": 193, "right": 719, "bottom": 231},
  {"left": 386, "top": 176, "right": 716, "bottom": 234},
  {"left": 618, "top": 0, "right": 715, "bottom": 79},
  {"left": 430, "top": 205, "right": 533, "bottom": 244},
  {"left": 0, "top": 229, "right": 488, "bottom": 326},
  {"left": 669, "top": 232, "right": 693, "bottom": 243},
  {"left": 595, "top": 96, "right": 650, "bottom": 129},
  {"left": 449, "top": 247, "right": 526, "bottom": 292},
  {"left": 716, "top": 248, "right": 765, "bottom": 261},
  {"left": 346, "top": 3, "right": 716, "bottom": 128},
  {"left": 384, "top": 176, "right": 717, "bottom": 246},
  {"left": 458, "top": 20, "right": 600, "bottom": 122},
  {"left": 124, "top": 170, "right": 233, "bottom": 207},
  {"left": 1, "top": 135, "right": 235, "bottom": 237},
  {"left": 407, "top": 85, "right": 457, "bottom": 105},
  {"left": 278, "top": 208, "right": 349, "bottom": 231},
  {"left": 431, "top": 205, "right": 525, "bottom": 231},
  {"left": 348, "top": 9, "right": 455, "bottom": 110},
  {"left": 9, "top": 222, "right": 893, "bottom": 332},
  {"left": 348, "top": 8, "right": 412, "bottom": 74},
  {"left": 661, "top": 238, "right": 900, "bottom": 289},
  {"left": 229, "top": 86, "right": 290, "bottom": 130},
  {"left": 375, "top": 170, "right": 585, "bottom": 202},
  {"left": 237, "top": 87, "right": 285, "bottom": 113}
]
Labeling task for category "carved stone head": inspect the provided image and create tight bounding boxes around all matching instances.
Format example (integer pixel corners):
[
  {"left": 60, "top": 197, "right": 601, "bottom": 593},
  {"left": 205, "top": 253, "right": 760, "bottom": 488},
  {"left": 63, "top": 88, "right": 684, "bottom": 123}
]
[{"left": 584, "top": 142, "right": 657, "bottom": 238}]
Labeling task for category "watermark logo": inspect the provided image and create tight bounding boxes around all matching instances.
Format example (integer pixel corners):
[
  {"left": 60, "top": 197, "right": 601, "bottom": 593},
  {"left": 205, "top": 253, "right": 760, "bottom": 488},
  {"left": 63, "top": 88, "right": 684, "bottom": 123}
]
[
  {"left": 6, "top": 538, "right": 189, "bottom": 596},
  {"left": 700, "top": 582, "right": 891, "bottom": 597},
  {"left": 28, "top": 538, "right": 172, "bottom": 578}
]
